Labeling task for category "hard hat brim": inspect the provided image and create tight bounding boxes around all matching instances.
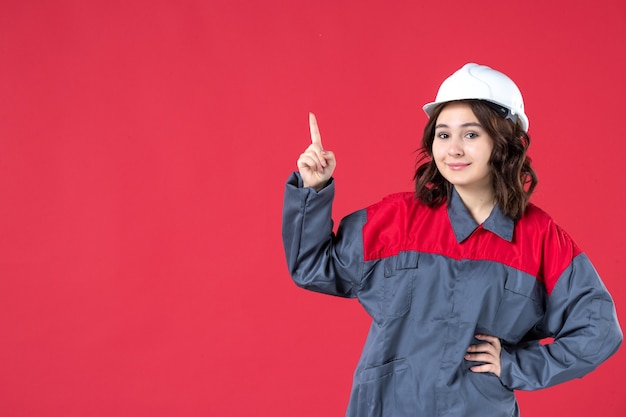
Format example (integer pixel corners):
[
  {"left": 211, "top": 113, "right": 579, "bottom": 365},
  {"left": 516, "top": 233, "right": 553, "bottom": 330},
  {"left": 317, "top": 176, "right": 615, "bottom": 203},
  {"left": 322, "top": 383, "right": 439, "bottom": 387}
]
[{"left": 421, "top": 99, "right": 529, "bottom": 132}]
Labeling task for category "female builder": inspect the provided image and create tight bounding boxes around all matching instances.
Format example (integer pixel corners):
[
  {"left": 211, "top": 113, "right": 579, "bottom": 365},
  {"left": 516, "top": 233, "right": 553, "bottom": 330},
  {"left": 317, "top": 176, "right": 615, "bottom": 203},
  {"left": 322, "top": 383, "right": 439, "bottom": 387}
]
[{"left": 282, "top": 63, "right": 622, "bottom": 416}]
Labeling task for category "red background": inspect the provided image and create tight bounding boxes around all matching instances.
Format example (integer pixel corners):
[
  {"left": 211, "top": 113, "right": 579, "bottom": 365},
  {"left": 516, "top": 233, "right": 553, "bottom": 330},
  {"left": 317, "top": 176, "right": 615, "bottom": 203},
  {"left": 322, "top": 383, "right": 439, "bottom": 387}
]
[{"left": 1, "top": 1, "right": 625, "bottom": 416}]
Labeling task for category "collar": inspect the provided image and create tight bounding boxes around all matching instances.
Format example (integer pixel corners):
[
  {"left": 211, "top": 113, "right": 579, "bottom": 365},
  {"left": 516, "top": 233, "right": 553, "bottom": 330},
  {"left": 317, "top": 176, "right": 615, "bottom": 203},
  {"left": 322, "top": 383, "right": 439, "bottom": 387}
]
[{"left": 447, "top": 187, "right": 514, "bottom": 243}]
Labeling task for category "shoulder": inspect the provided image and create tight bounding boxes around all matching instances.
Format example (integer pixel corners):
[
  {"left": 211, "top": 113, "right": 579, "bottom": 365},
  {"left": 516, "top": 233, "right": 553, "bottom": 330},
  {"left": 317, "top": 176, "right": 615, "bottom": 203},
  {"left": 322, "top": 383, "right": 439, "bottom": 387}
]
[
  {"left": 365, "top": 192, "right": 427, "bottom": 217},
  {"left": 519, "top": 203, "right": 583, "bottom": 294},
  {"left": 519, "top": 202, "right": 551, "bottom": 224},
  {"left": 519, "top": 203, "right": 580, "bottom": 252},
  {"left": 362, "top": 192, "right": 443, "bottom": 261},
  {"left": 364, "top": 192, "right": 435, "bottom": 229}
]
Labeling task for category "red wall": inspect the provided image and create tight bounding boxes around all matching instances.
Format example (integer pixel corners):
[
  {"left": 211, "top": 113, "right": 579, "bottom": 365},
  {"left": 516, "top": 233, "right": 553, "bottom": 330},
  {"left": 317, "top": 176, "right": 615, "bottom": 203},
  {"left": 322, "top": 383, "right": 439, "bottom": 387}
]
[{"left": 1, "top": 1, "right": 625, "bottom": 416}]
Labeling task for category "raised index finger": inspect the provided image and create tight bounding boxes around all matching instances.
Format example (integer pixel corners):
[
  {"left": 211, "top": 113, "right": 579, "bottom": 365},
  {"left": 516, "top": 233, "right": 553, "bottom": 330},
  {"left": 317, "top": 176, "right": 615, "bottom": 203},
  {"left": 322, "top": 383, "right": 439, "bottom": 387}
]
[{"left": 309, "top": 112, "right": 323, "bottom": 147}]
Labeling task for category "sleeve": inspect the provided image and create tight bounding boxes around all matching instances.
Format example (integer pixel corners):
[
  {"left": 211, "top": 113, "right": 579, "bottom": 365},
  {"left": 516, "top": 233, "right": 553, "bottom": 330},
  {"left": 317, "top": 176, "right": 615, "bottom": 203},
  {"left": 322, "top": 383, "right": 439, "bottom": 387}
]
[
  {"left": 281, "top": 172, "right": 365, "bottom": 298},
  {"left": 499, "top": 225, "right": 623, "bottom": 390}
]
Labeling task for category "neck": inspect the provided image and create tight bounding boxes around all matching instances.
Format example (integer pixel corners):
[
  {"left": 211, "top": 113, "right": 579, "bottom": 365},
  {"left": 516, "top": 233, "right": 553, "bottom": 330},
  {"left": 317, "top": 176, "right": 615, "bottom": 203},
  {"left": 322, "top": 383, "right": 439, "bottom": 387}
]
[{"left": 453, "top": 186, "right": 495, "bottom": 224}]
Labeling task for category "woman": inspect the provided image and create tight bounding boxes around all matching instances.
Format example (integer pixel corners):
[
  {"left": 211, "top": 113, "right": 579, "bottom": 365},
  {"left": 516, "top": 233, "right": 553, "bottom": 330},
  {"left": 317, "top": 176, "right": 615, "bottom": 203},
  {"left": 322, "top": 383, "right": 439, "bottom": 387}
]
[{"left": 282, "top": 63, "right": 622, "bottom": 416}]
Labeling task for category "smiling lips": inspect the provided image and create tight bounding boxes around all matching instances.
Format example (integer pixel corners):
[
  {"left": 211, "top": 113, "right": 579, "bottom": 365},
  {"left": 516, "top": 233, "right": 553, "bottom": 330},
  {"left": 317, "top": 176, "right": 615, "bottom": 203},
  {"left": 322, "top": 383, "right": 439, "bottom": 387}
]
[{"left": 446, "top": 162, "right": 471, "bottom": 171}]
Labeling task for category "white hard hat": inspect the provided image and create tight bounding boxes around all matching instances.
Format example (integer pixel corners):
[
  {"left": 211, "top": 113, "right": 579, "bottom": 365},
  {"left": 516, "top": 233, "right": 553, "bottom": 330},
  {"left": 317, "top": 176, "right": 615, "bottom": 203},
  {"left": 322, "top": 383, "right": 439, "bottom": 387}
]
[{"left": 423, "top": 63, "right": 529, "bottom": 132}]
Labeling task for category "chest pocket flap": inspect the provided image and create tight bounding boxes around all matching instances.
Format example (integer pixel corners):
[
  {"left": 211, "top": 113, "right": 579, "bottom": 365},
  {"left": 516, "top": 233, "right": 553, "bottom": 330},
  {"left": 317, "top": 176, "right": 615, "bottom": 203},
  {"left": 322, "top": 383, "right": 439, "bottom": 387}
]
[
  {"left": 381, "top": 251, "right": 418, "bottom": 321},
  {"left": 493, "top": 272, "right": 544, "bottom": 342}
]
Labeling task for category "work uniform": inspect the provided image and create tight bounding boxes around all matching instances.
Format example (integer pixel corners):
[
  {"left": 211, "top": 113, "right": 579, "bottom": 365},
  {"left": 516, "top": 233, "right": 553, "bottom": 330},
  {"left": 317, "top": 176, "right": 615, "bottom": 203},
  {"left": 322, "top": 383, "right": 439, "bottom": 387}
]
[{"left": 282, "top": 172, "right": 622, "bottom": 417}]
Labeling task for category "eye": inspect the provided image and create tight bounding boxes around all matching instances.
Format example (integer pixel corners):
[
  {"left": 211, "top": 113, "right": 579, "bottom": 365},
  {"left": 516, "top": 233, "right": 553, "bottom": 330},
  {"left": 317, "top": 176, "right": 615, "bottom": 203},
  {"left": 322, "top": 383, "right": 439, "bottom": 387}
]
[
  {"left": 465, "top": 132, "right": 479, "bottom": 139},
  {"left": 436, "top": 132, "right": 449, "bottom": 139}
]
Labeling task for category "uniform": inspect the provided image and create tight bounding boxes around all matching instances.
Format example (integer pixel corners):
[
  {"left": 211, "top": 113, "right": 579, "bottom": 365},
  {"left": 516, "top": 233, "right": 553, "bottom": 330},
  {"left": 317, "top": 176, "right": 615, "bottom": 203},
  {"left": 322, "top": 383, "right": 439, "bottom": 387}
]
[{"left": 282, "top": 172, "right": 622, "bottom": 417}]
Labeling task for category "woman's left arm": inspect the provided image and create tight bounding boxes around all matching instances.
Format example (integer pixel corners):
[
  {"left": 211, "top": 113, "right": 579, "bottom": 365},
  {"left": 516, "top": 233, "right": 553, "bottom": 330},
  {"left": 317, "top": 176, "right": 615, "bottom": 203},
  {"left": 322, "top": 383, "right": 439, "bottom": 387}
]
[{"left": 499, "top": 252, "right": 622, "bottom": 390}]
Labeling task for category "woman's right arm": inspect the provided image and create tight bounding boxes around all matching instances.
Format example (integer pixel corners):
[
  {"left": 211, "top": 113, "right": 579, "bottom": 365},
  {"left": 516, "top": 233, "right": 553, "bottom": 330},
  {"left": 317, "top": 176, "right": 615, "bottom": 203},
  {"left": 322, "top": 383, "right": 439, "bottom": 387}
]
[{"left": 281, "top": 113, "right": 363, "bottom": 298}]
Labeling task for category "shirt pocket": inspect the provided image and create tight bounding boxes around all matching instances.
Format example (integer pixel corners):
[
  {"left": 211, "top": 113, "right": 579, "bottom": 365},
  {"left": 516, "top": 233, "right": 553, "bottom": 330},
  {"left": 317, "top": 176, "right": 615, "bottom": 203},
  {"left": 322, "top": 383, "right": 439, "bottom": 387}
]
[
  {"left": 463, "top": 369, "right": 515, "bottom": 416},
  {"left": 491, "top": 271, "right": 544, "bottom": 343},
  {"left": 351, "top": 358, "right": 416, "bottom": 417},
  {"left": 380, "top": 251, "right": 417, "bottom": 321}
]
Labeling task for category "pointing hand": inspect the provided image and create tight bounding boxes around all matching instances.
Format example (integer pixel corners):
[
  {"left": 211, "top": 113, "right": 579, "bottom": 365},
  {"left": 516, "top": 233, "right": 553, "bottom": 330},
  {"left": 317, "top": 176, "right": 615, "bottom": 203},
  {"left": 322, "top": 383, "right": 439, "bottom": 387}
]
[{"left": 296, "top": 113, "right": 336, "bottom": 191}]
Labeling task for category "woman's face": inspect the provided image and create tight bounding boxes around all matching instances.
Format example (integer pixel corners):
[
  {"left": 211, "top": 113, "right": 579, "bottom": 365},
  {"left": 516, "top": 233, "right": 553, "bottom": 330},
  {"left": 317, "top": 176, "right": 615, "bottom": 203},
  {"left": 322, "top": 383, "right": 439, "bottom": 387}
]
[{"left": 432, "top": 102, "right": 494, "bottom": 194}]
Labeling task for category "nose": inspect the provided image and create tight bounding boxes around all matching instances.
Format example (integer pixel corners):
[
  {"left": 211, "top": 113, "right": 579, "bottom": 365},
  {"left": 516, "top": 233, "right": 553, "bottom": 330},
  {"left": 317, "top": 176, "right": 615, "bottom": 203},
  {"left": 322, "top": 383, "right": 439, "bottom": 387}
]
[{"left": 447, "top": 136, "right": 464, "bottom": 156}]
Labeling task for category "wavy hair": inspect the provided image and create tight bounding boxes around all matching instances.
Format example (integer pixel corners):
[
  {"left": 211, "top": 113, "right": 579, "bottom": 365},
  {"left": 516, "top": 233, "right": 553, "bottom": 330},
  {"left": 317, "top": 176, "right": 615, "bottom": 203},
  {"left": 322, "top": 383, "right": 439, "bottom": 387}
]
[{"left": 414, "top": 100, "right": 537, "bottom": 220}]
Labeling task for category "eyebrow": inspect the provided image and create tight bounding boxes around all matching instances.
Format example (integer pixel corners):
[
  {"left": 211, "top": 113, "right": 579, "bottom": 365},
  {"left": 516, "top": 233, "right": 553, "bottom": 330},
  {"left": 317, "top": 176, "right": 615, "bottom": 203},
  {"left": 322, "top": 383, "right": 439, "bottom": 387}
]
[{"left": 435, "top": 122, "right": 483, "bottom": 129}]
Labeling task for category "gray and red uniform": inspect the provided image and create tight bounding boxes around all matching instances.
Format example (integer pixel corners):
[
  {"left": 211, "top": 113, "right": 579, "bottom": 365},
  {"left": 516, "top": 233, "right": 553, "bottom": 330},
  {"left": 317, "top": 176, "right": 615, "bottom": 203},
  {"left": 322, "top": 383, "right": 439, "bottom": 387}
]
[{"left": 282, "top": 172, "right": 622, "bottom": 417}]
